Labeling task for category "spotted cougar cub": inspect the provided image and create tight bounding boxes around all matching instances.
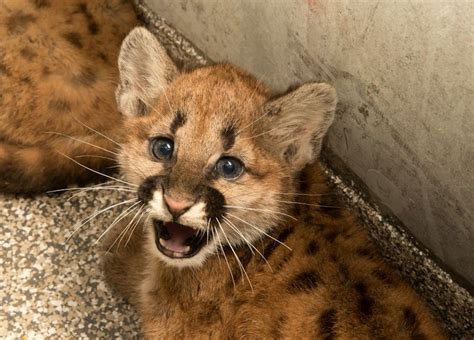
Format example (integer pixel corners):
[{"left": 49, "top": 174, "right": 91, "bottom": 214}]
[
  {"left": 104, "top": 28, "right": 445, "bottom": 338},
  {"left": 0, "top": 0, "right": 136, "bottom": 193}
]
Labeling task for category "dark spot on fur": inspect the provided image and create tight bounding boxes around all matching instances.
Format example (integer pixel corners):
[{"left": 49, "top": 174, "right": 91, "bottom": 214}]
[
  {"left": 306, "top": 240, "right": 319, "bottom": 255},
  {"left": 323, "top": 230, "right": 339, "bottom": 243},
  {"left": 264, "top": 103, "right": 281, "bottom": 116},
  {"left": 261, "top": 226, "right": 294, "bottom": 260},
  {"left": 72, "top": 67, "right": 97, "bottom": 86},
  {"left": 63, "top": 32, "right": 83, "bottom": 49},
  {"left": 356, "top": 247, "right": 377, "bottom": 259},
  {"left": 78, "top": 3, "right": 100, "bottom": 35},
  {"left": 314, "top": 223, "right": 326, "bottom": 232},
  {"left": 254, "top": 291, "right": 267, "bottom": 305},
  {"left": 20, "top": 47, "right": 37, "bottom": 61},
  {"left": 318, "top": 191, "right": 343, "bottom": 217},
  {"left": 318, "top": 308, "right": 337, "bottom": 340},
  {"left": 42, "top": 66, "right": 51, "bottom": 77},
  {"left": 20, "top": 76, "right": 32, "bottom": 84},
  {"left": 338, "top": 263, "right": 350, "bottom": 281},
  {"left": 197, "top": 301, "right": 221, "bottom": 325},
  {"left": 221, "top": 124, "right": 236, "bottom": 151},
  {"left": 137, "top": 176, "right": 163, "bottom": 203},
  {"left": 402, "top": 306, "right": 427, "bottom": 340},
  {"left": 274, "top": 252, "right": 293, "bottom": 270},
  {"left": 354, "top": 281, "right": 375, "bottom": 318},
  {"left": 6, "top": 12, "right": 36, "bottom": 35},
  {"left": 98, "top": 52, "right": 108, "bottom": 63},
  {"left": 199, "top": 186, "right": 225, "bottom": 220},
  {"left": 231, "top": 296, "right": 248, "bottom": 307},
  {"left": 297, "top": 170, "right": 310, "bottom": 193},
  {"left": 48, "top": 99, "right": 71, "bottom": 112},
  {"left": 0, "top": 63, "right": 10, "bottom": 76},
  {"left": 303, "top": 214, "right": 314, "bottom": 224},
  {"left": 271, "top": 314, "right": 287, "bottom": 338},
  {"left": 87, "top": 20, "right": 99, "bottom": 35},
  {"left": 170, "top": 110, "right": 187, "bottom": 134},
  {"left": 239, "top": 248, "right": 253, "bottom": 268},
  {"left": 372, "top": 269, "right": 396, "bottom": 285},
  {"left": 288, "top": 270, "right": 320, "bottom": 293},
  {"left": 136, "top": 99, "right": 149, "bottom": 116},
  {"left": 31, "top": 0, "right": 51, "bottom": 8},
  {"left": 283, "top": 144, "right": 297, "bottom": 163}
]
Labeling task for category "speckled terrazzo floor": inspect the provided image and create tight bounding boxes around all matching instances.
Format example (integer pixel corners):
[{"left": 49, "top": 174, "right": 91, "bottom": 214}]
[{"left": 1, "top": 189, "right": 141, "bottom": 338}]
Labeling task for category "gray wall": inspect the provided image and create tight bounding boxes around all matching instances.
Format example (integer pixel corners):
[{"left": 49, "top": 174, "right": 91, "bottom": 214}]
[{"left": 144, "top": 0, "right": 474, "bottom": 284}]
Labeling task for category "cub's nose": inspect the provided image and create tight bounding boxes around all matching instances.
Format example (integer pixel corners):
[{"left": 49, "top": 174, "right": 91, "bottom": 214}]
[{"left": 164, "top": 194, "right": 193, "bottom": 218}]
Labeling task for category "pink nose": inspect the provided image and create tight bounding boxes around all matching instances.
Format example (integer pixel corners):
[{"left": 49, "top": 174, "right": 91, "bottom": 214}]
[{"left": 164, "top": 195, "right": 193, "bottom": 216}]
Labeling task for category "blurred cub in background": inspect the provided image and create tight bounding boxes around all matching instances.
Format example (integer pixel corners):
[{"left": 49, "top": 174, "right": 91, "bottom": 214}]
[{"left": 0, "top": 0, "right": 137, "bottom": 194}]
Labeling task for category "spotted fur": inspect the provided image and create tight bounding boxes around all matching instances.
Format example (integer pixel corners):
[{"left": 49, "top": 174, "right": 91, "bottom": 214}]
[
  {"left": 103, "top": 28, "right": 446, "bottom": 338},
  {"left": 0, "top": 0, "right": 137, "bottom": 194}
]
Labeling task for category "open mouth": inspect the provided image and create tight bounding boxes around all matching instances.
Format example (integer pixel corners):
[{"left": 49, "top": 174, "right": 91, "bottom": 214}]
[{"left": 153, "top": 219, "right": 209, "bottom": 259}]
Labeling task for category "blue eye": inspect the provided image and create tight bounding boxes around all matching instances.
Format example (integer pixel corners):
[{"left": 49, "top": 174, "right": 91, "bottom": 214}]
[
  {"left": 150, "top": 137, "right": 174, "bottom": 161},
  {"left": 216, "top": 157, "right": 244, "bottom": 179}
]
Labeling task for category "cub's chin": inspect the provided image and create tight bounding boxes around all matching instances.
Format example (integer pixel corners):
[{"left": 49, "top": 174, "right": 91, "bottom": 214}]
[{"left": 149, "top": 219, "right": 216, "bottom": 268}]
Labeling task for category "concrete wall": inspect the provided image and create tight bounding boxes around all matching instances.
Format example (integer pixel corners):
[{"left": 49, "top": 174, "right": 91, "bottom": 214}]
[{"left": 144, "top": 0, "right": 474, "bottom": 284}]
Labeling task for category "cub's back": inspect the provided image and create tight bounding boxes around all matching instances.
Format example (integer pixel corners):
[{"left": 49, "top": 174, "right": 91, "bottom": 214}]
[
  {"left": 0, "top": 1, "right": 137, "bottom": 193},
  {"left": 0, "top": 0, "right": 135, "bottom": 141}
]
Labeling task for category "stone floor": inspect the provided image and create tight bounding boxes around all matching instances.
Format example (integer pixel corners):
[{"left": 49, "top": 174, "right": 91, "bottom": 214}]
[{"left": 0, "top": 188, "right": 141, "bottom": 339}]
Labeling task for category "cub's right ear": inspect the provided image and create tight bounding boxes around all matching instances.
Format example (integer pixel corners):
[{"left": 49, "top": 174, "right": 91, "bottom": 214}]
[{"left": 116, "top": 27, "right": 178, "bottom": 117}]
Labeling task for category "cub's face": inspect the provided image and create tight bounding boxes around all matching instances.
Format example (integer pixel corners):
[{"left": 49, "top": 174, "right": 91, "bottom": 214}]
[{"left": 116, "top": 28, "right": 337, "bottom": 267}]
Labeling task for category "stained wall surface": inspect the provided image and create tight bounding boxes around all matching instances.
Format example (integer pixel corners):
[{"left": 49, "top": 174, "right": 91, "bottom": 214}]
[{"left": 144, "top": 0, "right": 474, "bottom": 284}]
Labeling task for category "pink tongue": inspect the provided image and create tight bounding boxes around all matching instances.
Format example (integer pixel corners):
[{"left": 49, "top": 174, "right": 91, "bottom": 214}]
[{"left": 161, "top": 222, "right": 196, "bottom": 253}]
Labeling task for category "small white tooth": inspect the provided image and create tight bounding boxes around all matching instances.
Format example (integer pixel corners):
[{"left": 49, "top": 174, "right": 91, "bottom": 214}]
[
  {"left": 159, "top": 238, "right": 166, "bottom": 246},
  {"left": 184, "top": 246, "right": 191, "bottom": 253}
]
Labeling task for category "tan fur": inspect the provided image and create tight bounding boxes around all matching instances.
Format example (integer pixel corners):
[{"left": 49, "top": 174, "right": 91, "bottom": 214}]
[
  {"left": 0, "top": 0, "right": 137, "bottom": 193},
  {"left": 104, "top": 165, "right": 445, "bottom": 339},
  {"left": 103, "top": 28, "right": 446, "bottom": 339}
]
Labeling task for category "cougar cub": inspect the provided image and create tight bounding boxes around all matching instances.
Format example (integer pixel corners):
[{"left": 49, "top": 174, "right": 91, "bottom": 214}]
[{"left": 103, "top": 28, "right": 445, "bottom": 339}]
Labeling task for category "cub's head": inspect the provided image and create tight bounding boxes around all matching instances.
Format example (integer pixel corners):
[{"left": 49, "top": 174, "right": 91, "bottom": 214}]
[{"left": 115, "top": 28, "right": 337, "bottom": 267}]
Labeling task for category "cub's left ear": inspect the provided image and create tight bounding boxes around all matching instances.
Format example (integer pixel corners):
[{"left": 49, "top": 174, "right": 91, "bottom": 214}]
[{"left": 263, "top": 83, "right": 337, "bottom": 170}]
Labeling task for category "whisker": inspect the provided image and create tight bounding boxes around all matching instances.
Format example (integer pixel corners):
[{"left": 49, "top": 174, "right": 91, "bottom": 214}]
[
  {"left": 73, "top": 117, "right": 122, "bottom": 147},
  {"left": 46, "top": 181, "right": 127, "bottom": 194},
  {"left": 124, "top": 205, "right": 147, "bottom": 247},
  {"left": 94, "top": 201, "right": 141, "bottom": 245},
  {"left": 222, "top": 216, "right": 272, "bottom": 270},
  {"left": 222, "top": 217, "right": 254, "bottom": 255},
  {"left": 217, "top": 219, "right": 254, "bottom": 293},
  {"left": 210, "top": 226, "right": 222, "bottom": 264},
  {"left": 116, "top": 205, "right": 145, "bottom": 249},
  {"left": 55, "top": 151, "right": 138, "bottom": 187},
  {"left": 75, "top": 154, "right": 117, "bottom": 161},
  {"left": 226, "top": 212, "right": 292, "bottom": 251},
  {"left": 66, "top": 186, "right": 135, "bottom": 202},
  {"left": 224, "top": 205, "right": 297, "bottom": 221},
  {"left": 274, "top": 199, "right": 343, "bottom": 209},
  {"left": 214, "top": 221, "right": 235, "bottom": 290},
  {"left": 66, "top": 198, "right": 135, "bottom": 242},
  {"left": 44, "top": 131, "right": 119, "bottom": 156},
  {"left": 271, "top": 192, "right": 332, "bottom": 196},
  {"left": 240, "top": 126, "right": 281, "bottom": 140}
]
